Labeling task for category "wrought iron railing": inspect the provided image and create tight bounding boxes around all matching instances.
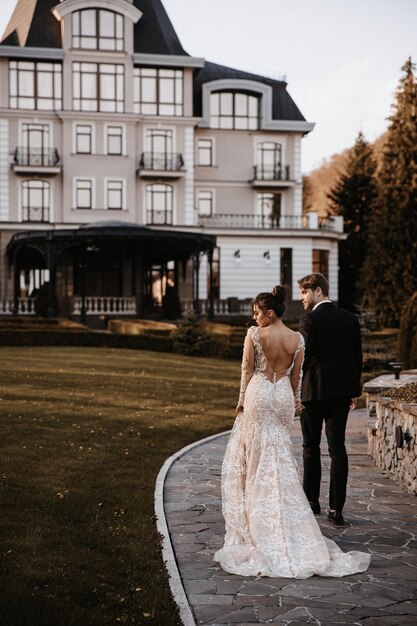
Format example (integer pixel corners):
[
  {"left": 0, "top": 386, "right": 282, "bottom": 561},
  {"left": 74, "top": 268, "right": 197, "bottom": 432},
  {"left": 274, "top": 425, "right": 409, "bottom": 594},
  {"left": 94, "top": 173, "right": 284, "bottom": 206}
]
[
  {"left": 14, "top": 148, "right": 60, "bottom": 167},
  {"left": 22, "top": 207, "right": 50, "bottom": 223},
  {"left": 139, "top": 152, "right": 184, "bottom": 171},
  {"left": 253, "top": 164, "right": 290, "bottom": 181},
  {"left": 146, "top": 210, "right": 173, "bottom": 225}
]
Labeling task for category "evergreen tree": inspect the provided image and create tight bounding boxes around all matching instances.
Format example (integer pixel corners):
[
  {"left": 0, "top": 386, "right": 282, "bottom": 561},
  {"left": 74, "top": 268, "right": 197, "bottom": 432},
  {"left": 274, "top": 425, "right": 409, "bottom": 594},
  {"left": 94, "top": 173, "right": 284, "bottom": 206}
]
[
  {"left": 362, "top": 58, "right": 417, "bottom": 326},
  {"left": 173, "top": 313, "right": 210, "bottom": 356},
  {"left": 327, "top": 132, "right": 378, "bottom": 311}
]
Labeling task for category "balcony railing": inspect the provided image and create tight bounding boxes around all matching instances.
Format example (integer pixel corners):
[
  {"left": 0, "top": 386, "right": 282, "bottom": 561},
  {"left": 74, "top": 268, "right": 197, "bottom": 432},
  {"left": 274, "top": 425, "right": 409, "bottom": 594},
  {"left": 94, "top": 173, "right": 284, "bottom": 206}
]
[
  {"left": 198, "top": 214, "right": 304, "bottom": 229},
  {"left": 253, "top": 164, "right": 291, "bottom": 181},
  {"left": 14, "top": 148, "right": 60, "bottom": 167},
  {"left": 146, "top": 210, "right": 173, "bottom": 225},
  {"left": 22, "top": 207, "right": 50, "bottom": 223},
  {"left": 198, "top": 212, "right": 343, "bottom": 232},
  {"left": 139, "top": 152, "right": 184, "bottom": 171}
]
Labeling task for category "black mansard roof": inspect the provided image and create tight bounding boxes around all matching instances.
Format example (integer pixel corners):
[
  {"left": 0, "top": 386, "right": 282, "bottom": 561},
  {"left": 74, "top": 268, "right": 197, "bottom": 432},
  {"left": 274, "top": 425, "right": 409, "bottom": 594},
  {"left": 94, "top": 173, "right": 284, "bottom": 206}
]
[
  {"left": 1, "top": 0, "right": 306, "bottom": 122},
  {"left": 0, "top": 0, "right": 188, "bottom": 53},
  {"left": 133, "top": 0, "right": 188, "bottom": 56},
  {"left": 1, "top": 0, "right": 61, "bottom": 48},
  {"left": 193, "top": 61, "right": 306, "bottom": 122}
]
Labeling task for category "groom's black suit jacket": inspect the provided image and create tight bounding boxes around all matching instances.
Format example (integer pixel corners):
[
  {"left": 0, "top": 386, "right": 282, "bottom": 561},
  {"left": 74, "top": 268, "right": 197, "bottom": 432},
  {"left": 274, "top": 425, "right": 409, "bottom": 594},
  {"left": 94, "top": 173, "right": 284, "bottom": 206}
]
[{"left": 299, "top": 302, "right": 362, "bottom": 402}]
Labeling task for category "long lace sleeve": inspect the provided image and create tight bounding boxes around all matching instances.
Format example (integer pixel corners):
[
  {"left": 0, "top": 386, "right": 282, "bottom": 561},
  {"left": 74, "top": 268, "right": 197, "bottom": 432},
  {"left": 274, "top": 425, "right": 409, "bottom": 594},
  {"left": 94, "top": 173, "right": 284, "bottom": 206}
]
[
  {"left": 238, "top": 329, "right": 255, "bottom": 407},
  {"left": 290, "top": 335, "right": 305, "bottom": 403}
]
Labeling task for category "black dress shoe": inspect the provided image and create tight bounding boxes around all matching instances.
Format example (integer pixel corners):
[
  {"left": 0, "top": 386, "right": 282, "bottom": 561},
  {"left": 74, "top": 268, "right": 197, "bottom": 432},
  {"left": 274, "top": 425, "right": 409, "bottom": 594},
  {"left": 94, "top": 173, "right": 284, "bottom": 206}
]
[
  {"left": 327, "top": 510, "right": 344, "bottom": 526},
  {"left": 309, "top": 501, "right": 321, "bottom": 515}
]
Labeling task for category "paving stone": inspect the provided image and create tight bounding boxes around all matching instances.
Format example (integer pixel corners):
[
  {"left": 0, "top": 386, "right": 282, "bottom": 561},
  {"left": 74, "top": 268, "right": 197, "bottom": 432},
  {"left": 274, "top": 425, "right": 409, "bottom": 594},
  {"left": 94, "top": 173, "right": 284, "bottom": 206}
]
[
  {"left": 214, "top": 579, "right": 244, "bottom": 594},
  {"left": 183, "top": 579, "right": 217, "bottom": 595},
  {"left": 162, "top": 409, "right": 417, "bottom": 625},
  {"left": 360, "top": 616, "right": 417, "bottom": 625}
]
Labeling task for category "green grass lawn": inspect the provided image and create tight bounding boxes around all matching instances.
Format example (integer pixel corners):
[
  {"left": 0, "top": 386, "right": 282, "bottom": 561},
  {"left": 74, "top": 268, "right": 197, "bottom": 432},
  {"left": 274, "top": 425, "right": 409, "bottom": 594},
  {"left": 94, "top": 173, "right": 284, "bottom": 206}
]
[{"left": 0, "top": 347, "right": 239, "bottom": 626}]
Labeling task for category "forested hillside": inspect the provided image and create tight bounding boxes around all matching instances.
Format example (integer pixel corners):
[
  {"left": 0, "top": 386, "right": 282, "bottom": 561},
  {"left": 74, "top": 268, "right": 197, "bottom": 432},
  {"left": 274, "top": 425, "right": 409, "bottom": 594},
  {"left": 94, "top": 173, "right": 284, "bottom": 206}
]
[{"left": 303, "top": 133, "right": 387, "bottom": 216}]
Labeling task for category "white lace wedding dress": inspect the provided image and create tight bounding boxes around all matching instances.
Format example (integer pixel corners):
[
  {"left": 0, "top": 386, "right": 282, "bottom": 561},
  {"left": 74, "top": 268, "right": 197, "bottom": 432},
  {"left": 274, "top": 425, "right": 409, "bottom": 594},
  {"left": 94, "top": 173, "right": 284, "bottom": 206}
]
[{"left": 214, "top": 326, "right": 371, "bottom": 578}]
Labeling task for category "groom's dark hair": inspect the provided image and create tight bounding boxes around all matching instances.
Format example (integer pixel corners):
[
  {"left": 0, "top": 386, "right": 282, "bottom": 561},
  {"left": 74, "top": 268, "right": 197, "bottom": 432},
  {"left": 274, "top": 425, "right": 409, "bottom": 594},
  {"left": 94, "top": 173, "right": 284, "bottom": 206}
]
[{"left": 298, "top": 273, "right": 329, "bottom": 296}]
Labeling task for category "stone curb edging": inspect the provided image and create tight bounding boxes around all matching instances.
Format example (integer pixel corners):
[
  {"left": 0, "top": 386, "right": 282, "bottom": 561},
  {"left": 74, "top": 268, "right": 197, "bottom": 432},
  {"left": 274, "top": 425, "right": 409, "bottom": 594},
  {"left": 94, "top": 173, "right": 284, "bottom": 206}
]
[{"left": 154, "top": 430, "right": 231, "bottom": 626}]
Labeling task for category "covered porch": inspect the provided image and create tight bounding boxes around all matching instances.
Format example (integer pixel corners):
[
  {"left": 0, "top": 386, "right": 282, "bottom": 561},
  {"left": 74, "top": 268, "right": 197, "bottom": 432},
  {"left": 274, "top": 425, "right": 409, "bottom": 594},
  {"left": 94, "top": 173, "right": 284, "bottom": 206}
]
[{"left": 5, "top": 222, "right": 217, "bottom": 323}]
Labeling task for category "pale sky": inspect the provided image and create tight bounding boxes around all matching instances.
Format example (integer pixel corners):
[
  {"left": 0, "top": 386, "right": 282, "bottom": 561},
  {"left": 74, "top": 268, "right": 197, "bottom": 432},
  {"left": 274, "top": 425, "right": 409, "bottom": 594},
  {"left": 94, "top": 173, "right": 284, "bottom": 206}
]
[{"left": 1, "top": 0, "right": 416, "bottom": 173}]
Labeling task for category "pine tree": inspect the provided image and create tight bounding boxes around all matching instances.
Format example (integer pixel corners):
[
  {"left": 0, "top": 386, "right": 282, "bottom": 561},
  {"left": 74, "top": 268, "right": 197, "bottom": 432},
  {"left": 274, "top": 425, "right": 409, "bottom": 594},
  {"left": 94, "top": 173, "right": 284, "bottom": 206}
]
[
  {"left": 362, "top": 58, "right": 417, "bottom": 326},
  {"left": 327, "top": 132, "right": 378, "bottom": 311}
]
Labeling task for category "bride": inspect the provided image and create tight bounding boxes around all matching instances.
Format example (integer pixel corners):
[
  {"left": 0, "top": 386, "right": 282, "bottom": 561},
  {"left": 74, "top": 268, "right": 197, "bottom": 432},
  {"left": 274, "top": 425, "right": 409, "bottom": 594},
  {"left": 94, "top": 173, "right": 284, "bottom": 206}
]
[{"left": 214, "top": 286, "right": 371, "bottom": 578}]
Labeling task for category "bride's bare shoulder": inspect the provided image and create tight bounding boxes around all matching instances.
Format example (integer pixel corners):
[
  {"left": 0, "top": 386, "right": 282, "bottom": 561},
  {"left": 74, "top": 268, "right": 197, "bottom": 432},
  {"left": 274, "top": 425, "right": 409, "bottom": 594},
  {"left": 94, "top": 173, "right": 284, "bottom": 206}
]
[{"left": 281, "top": 326, "right": 302, "bottom": 349}]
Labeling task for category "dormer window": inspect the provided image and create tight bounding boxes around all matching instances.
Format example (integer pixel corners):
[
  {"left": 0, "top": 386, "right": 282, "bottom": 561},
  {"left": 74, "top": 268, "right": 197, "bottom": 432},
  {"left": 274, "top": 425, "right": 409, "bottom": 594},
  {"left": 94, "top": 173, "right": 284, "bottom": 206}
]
[
  {"left": 210, "top": 92, "right": 259, "bottom": 130},
  {"left": 72, "top": 9, "right": 124, "bottom": 51}
]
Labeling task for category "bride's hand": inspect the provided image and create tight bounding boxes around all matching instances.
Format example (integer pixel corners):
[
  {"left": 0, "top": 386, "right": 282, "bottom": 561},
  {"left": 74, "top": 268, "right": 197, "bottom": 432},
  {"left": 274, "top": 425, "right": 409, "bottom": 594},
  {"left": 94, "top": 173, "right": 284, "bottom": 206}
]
[
  {"left": 235, "top": 404, "right": 244, "bottom": 415},
  {"left": 294, "top": 400, "right": 304, "bottom": 414}
]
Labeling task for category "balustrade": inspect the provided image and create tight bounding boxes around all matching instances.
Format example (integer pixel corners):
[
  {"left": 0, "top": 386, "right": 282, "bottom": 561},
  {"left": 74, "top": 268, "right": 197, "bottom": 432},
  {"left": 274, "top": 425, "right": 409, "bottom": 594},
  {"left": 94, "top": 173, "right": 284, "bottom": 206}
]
[
  {"left": 0, "top": 298, "right": 36, "bottom": 315},
  {"left": 72, "top": 297, "right": 137, "bottom": 315}
]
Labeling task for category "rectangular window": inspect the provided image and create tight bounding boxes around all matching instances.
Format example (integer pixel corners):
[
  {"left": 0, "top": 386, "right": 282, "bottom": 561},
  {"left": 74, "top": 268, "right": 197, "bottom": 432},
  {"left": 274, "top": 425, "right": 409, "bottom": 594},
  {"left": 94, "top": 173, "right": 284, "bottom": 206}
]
[
  {"left": 73, "top": 62, "right": 124, "bottom": 112},
  {"left": 197, "top": 138, "right": 213, "bottom": 166},
  {"left": 197, "top": 190, "right": 213, "bottom": 216},
  {"left": 280, "top": 248, "right": 292, "bottom": 297},
  {"left": 75, "top": 124, "right": 93, "bottom": 154},
  {"left": 133, "top": 67, "right": 183, "bottom": 116},
  {"left": 106, "top": 125, "right": 123, "bottom": 155},
  {"left": 312, "top": 249, "right": 329, "bottom": 278},
  {"left": 106, "top": 179, "right": 124, "bottom": 209},
  {"left": 9, "top": 61, "right": 62, "bottom": 110},
  {"left": 76, "top": 179, "right": 93, "bottom": 209}
]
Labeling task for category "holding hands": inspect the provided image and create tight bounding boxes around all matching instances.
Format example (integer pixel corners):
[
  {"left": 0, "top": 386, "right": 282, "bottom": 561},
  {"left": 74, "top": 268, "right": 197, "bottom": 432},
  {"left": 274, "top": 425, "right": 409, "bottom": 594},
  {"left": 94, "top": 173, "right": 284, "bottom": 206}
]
[{"left": 294, "top": 400, "right": 304, "bottom": 414}]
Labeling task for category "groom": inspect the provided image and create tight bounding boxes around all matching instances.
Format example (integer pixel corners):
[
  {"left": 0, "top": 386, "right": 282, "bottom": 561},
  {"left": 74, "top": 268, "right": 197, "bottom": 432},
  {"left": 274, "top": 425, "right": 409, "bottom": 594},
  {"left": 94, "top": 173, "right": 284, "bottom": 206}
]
[{"left": 297, "top": 273, "right": 362, "bottom": 526}]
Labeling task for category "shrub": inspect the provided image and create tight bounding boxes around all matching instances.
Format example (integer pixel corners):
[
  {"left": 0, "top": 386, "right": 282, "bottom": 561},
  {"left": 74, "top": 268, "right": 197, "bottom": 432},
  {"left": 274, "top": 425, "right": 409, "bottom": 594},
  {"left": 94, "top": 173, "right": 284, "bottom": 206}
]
[
  {"left": 398, "top": 291, "right": 417, "bottom": 368},
  {"left": 173, "top": 313, "right": 210, "bottom": 356},
  {"left": 0, "top": 328, "right": 173, "bottom": 352}
]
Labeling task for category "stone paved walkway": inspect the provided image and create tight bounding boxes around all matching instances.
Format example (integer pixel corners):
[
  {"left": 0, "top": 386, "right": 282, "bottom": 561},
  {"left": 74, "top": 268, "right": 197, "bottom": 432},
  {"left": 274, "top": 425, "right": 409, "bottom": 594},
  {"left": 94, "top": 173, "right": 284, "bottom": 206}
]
[{"left": 163, "top": 409, "right": 417, "bottom": 625}]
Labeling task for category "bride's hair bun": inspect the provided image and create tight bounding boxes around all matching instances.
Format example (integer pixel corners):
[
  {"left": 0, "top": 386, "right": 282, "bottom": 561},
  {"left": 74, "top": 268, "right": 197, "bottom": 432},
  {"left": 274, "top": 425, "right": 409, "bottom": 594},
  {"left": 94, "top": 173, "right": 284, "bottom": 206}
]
[
  {"left": 253, "top": 285, "right": 286, "bottom": 318},
  {"left": 271, "top": 285, "right": 286, "bottom": 303}
]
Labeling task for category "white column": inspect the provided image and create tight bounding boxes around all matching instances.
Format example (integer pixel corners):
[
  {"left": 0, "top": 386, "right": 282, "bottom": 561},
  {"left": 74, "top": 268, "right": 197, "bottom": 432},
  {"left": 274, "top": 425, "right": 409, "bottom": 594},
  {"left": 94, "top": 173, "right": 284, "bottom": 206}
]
[
  {"left": 184, "top": 126, "right": 194, "bottom": 225},
  {"left": 293, "top": 135, "right": 302, "bottom": 216},
  {"left": 328, "top": 243, "right": 339, "bottom": 301},
  {"left": 0, "top": 119, "right": 9, "bottom": 221}
]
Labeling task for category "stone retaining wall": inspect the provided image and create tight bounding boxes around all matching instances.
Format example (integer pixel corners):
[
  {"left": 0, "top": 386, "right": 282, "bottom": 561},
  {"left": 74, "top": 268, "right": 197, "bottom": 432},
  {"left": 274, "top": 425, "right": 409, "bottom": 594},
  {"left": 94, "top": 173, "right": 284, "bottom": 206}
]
[{"left": 368, "top": 397, "right": 417, "bottom": 495}]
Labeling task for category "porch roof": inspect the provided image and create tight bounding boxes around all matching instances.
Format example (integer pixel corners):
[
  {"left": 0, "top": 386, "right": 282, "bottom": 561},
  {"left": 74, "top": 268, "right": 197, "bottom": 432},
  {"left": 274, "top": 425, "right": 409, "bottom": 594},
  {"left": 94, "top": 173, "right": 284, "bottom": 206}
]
[{"left": 6, "top": 223, "right": 216, "bottom": 265}]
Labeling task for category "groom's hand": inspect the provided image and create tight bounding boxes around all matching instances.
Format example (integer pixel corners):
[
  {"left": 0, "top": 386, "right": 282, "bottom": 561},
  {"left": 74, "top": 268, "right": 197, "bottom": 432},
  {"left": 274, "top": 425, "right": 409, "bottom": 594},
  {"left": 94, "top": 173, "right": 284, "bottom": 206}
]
[
  {"left": 350, "top": 398, "right": 357, "bottom": 410},
  {"left": 235, "top": 404, "right": 244, "bottom": 415}
]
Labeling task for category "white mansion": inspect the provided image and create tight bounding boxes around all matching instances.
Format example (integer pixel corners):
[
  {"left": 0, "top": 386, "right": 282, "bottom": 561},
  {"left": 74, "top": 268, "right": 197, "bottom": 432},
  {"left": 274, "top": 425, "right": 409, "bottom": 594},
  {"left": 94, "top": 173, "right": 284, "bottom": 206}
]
[{"left": 0, "top": 0, "right": 344, "bottom": 320}]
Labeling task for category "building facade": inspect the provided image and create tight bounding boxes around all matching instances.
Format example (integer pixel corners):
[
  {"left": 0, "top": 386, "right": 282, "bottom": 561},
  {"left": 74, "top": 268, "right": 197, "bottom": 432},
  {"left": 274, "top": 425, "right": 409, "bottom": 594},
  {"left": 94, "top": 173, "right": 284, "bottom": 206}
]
[{"left": 0, "top": 0, "right": 344, "bottom": 320}]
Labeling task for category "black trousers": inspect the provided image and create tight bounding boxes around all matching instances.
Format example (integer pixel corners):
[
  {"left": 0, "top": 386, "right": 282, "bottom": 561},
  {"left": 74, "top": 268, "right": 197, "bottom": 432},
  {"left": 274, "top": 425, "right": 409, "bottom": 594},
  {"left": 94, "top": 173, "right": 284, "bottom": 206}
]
[{"left": 300, "top": 397, "right": 351, "bottom": 512}]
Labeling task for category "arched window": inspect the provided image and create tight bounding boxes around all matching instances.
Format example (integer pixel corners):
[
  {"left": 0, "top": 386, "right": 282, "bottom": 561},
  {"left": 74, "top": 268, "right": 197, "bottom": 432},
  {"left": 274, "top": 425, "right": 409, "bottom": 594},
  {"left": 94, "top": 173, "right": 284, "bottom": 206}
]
[
  {"left": 22, "top": 180, "right": 50, "bottom": 222},
  {"left": 256, "top": 142, "right": 283, "bottom": 180},
  {"left": 72, "top": 9, "right": 124, "bottom": 51},
  {"left": 210, "top": 92, "right": 259, "bottom": 129},
  {"left": 146, "top": 184, "right": 173, "bottom": 225}
]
